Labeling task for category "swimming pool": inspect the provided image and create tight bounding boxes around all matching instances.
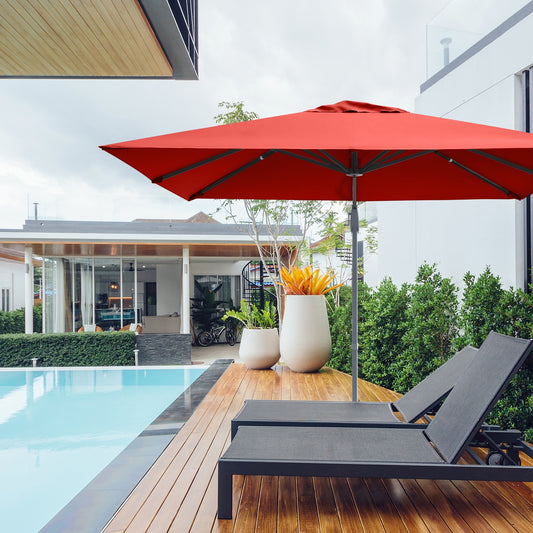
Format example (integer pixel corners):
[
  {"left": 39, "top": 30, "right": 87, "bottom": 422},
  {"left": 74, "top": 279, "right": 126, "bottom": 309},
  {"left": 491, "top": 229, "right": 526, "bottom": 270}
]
[{"left": 0, "top": 366, "right": 207, "bottom": 533}]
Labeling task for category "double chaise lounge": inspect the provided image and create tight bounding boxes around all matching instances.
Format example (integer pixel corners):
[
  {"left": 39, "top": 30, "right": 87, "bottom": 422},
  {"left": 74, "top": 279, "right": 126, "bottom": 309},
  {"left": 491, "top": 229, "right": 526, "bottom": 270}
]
[
  {"left": 218, "top": 332, "right": 533, "bottom": 519},
  {"left": 231, "top": 344, "right": 478, "bottom": 438}
]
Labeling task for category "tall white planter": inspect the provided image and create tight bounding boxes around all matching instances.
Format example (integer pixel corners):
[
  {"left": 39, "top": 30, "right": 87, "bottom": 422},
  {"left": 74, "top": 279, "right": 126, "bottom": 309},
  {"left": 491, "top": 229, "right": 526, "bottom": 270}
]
[
  {"left": 280, "top": 295, "right": 331, "bottom": 372},
  {"left": 239, "top": 328, "right": 280, "bottom": 369}
]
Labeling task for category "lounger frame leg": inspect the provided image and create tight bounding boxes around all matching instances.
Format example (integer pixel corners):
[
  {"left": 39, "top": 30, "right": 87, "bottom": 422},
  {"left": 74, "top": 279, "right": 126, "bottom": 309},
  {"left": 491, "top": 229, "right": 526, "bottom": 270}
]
[{"left": 218, "top": 462, "right": 233, "bottom": 519}]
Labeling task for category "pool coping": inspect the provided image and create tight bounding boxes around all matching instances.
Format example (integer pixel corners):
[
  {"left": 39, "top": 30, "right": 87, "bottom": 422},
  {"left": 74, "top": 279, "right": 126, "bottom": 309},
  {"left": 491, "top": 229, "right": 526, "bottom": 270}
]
[{"left": 39, "top": 359, "right": 233, "bottom": 533}]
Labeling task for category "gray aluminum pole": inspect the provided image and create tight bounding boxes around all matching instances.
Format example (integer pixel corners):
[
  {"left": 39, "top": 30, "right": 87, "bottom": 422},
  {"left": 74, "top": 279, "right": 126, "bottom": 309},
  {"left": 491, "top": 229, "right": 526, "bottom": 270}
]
[
  {"left": 351, "top": 190, "right": 359, "bottom": 401},
  {"left": 350, "top": 156, "right": 361, "bottom": 401}
]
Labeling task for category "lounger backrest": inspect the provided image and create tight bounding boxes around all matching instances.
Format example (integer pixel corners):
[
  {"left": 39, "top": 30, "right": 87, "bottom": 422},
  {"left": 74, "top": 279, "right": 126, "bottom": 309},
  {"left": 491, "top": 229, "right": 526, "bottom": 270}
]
[
  {"left": 394, "top": 345, "right": 478, "bottom": 423},
  {"left": 425, "top": 331, "right": 533, "bottom": 464}
]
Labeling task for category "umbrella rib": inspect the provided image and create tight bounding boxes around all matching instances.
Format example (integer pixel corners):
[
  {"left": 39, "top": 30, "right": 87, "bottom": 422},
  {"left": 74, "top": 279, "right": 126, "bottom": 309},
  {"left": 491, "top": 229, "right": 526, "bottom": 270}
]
[
  {"left": 362, "top": 150, "right": 397, "bottom": 171},
  {"left": 317, "top": 150, "right": 350, "bottom": 173},
  {"left": 275, "top": 149, "right": 347, "bottom": 173},
  {"left": 189, "top": 150, "right": 275, "bottom": 199},
  {"left": 434, "top": 152, "right": 521, "bottom": 199},
  {"left": 299, "top": 149, "right": 336, "bottom": 166},
  {"left": 361, "top": 150, "right": 434, "bottom": 173},
  {"left": 153, "top": 149, "right": 241, "bottom": 184},
  {"left": 301, "top": 149, "right": 345, "bottom": 171},
  {"left": 471, "top": 149, "right": 533, "bottom": 176}
]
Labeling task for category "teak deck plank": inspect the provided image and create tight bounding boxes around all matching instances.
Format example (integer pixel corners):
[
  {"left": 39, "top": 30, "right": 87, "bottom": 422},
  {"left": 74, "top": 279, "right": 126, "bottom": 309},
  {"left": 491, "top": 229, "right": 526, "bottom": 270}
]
[
  {"left": 276, "top": 476, "right": 298, "bottom": 533},
  {"left": 102, "top": 363, "right": 533, "bottom": 533},
  {"left": 314, "top": 477, "right": 343, "bottom": 533}
]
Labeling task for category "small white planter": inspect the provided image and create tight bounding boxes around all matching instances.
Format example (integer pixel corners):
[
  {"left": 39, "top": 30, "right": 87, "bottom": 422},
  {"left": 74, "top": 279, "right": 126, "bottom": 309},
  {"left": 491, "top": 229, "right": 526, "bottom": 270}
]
[
  {"left": 280, "top": 295, "right": 331, "bottom": 373},
  {"left": 239, "top": 328, "right": 280, "bottom": 369}
]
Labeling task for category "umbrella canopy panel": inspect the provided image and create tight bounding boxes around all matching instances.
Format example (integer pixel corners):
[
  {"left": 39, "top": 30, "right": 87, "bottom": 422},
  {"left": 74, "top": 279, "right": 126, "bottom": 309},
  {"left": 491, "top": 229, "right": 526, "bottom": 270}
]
[{"left": 102, "top": 101, "right": 533, "bottom": 203}]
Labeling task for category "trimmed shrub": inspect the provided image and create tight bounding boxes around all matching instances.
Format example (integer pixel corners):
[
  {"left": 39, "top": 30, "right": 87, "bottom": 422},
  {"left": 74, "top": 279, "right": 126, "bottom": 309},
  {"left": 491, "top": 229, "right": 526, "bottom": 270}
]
[
  {"left": 358, "top": 278, "right": 410, "bottom": 390},
  {"left": 0, "top": 304, "right": 42, "bottom": 334},
  {"left": 326, "top": 284, "right": 370, "bottom": 375},
  {"left": 326, "top": 264, "right": 533, "bottom": 440},
  {"left": 453, "top": 268, "right": 533, "bottom": 439},
  {"left": 392, "top": 263, "right": 459, "bottom": 393},
  {"left": 458, "top": 268, "right": 507, "bottom": 349},
  {"left": 0, "top": 331, "right": 136, "bottom": 367}
]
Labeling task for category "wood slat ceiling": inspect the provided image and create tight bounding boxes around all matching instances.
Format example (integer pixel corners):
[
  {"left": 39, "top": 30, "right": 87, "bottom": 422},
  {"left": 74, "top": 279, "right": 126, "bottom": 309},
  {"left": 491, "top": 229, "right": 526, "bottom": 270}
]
[
  {"left": 0, "top": 0, "right": 173, "bottom": 77},
  {"left": 10, "top": 242, "right": 266, "bottom": 258}
]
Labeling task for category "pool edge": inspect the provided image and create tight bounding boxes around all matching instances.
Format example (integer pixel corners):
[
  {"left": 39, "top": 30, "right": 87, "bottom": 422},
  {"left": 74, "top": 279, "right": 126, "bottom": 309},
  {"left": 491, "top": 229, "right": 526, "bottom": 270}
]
[{"left": 38, "top": 359, "right": 234, "bottom": 533}]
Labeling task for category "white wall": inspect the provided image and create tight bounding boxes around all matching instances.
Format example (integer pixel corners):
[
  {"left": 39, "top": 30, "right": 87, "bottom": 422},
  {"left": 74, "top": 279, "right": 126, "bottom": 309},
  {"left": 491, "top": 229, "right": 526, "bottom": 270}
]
[
  {"left": 0, "top": 258, "right": 25, "bottom": 310},
  {"left": 373, "top": 200, "right": 518, "bottom": 289},
  {"left": 418, "top": 12, "right": 533, "bottom": 125},
  {"left": 156, "top": 262, "right": 181, "bottom": 315},
  {"left": 191, "top": 261, "right": 248, "bottom": 277},
  {"left": 372, "top": 9, "right": 533, "bottom": 290}
]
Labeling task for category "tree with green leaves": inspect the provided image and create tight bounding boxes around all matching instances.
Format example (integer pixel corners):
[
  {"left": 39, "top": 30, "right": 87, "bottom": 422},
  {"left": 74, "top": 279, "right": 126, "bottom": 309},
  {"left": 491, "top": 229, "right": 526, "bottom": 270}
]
[
  {"left": 214, "top": 101, "right": 332, "bottom": 312},
  {"left": 358, "top": 278, "right": 410, "bottom": 390},
  {"left": 190, "top": 281, "right": 227, "bottom": 332},
  {"left": 458, "top": 267, "right": 506, "bottom": 348},
  {"left": 392, "top": 263, "right": 459, "bottom": 393}
]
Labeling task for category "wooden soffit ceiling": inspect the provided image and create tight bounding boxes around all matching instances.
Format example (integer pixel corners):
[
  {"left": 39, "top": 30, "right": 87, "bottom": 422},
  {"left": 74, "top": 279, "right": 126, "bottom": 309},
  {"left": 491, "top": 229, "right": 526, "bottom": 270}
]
[
  {"left": 0, "top": 0, "right": 190, "bottom": 78},
  {"left": 7, "top": 242, "right": 272, "bottom": 259}
]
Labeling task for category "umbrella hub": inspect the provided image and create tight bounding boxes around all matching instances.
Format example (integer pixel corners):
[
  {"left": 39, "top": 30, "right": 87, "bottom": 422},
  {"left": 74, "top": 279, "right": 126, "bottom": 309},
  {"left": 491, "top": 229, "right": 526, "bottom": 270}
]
[{"left": 307, "top": 101, "right": 408, "bottom": 114}]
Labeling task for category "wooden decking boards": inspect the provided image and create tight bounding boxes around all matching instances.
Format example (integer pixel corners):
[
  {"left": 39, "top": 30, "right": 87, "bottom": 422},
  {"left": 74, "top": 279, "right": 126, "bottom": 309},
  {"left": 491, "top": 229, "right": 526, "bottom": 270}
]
[{"left": 102, "top": 363, "right": 533, "bottom": 533}]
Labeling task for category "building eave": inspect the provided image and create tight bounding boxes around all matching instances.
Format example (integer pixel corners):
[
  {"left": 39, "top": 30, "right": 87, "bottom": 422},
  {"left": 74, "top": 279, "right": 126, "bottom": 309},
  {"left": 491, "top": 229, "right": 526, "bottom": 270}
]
[{"left": 0, "top": 0, "right": 198, "bottom": 80}]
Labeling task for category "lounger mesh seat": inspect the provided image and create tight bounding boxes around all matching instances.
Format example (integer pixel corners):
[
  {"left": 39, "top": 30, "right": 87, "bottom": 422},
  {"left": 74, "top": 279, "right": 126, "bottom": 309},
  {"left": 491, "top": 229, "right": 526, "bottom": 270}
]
[
  {"left": 218, "top": 332, "right": 533, "bottom": 519},
  {"left": 231, "top": 345, "right": 478, "bottom": 438}
]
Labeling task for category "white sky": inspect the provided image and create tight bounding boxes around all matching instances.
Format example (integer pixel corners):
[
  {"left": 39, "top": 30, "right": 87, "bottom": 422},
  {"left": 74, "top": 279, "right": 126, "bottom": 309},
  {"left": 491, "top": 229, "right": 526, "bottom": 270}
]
[{"left": 0, "top": 0, "right": 450, "bottom": 228}]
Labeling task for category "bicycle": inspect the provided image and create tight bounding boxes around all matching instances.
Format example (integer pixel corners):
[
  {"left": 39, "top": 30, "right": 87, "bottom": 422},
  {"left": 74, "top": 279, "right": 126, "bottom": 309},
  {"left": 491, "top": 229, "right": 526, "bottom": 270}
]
[{"left": 197, "top": 321, "right": 236, "bottom": 347}]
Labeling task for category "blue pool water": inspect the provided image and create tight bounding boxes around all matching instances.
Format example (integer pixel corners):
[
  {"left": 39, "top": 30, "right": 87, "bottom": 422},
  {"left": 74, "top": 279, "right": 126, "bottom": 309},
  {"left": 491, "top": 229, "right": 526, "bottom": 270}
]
[{"left": 0, "top": 366, "right": 206, "bottom": 533}]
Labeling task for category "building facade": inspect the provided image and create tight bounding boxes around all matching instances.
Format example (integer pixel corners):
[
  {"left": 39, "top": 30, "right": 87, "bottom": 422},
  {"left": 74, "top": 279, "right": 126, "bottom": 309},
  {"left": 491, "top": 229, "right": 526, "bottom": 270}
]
[
  {"left": 0, "top": 214, "right": 298, "bottom": 334},
  {"left": 373, "top": 1, "right": 533, "bottom": 290},
  {"left": 0, "top": 247, "right": 27, "bottom": 312}
]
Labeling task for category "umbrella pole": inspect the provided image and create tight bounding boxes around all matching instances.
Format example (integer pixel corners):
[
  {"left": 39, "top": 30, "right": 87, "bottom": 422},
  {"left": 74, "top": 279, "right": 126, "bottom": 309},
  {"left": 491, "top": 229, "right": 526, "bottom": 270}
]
[{"left": 351, "top": 176, "right": 359, "bottom": 401}]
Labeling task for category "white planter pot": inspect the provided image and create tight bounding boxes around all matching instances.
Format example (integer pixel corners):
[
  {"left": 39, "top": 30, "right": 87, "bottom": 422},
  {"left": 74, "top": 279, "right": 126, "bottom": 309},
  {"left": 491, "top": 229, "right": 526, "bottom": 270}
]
[
  {"left": 239, "top": 328, "right": 280, "bottom": 369},
  {"left": 280, "top": 295, "right": 331, "bottom": 373}
]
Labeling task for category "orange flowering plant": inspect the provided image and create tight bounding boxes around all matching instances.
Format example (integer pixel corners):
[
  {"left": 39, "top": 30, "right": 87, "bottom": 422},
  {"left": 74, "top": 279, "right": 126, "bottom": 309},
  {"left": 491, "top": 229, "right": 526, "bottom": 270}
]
[{"left": 278, "top": 266, "right": 343, "bottom": 295}]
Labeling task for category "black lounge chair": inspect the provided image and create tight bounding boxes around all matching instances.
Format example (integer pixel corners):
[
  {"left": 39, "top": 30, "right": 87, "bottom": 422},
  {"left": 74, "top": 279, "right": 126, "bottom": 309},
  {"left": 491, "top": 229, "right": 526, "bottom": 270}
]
[
  {"left": 218, "top": 332, "right": 533, "bottom": 519},
  {"left": 231, "top": 345, "right": 478, "bottom": 438}
]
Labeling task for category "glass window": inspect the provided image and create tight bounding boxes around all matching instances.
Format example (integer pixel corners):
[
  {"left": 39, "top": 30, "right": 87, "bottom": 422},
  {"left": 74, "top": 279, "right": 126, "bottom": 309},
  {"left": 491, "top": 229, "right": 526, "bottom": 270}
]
[
  {"left": 121, "top": 259, "right": 136, "bottom": 327},
  {"left": 73, "top": 258, "right": 94, "bottom": 331},
  {"left": 1, "top": 288, "right": 9, "bottom": 312},
  {"left": 44, "top": 258, "right": 72, "bottom": 333},
  {"left": 194, "top": 275, "right": 240, "bottom": 309},
  {"left": 137, "top": 261, "right": 157, "bottom": 318},
  {"left": 94, "top": 259, "right": 121, "bottom": 331}
]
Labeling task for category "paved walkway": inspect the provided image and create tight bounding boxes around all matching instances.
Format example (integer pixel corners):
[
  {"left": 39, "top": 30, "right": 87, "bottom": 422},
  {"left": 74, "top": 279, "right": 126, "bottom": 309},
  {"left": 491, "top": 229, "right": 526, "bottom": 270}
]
[{"left": 191, "top": 342, "right": 240, "bottom": 365}]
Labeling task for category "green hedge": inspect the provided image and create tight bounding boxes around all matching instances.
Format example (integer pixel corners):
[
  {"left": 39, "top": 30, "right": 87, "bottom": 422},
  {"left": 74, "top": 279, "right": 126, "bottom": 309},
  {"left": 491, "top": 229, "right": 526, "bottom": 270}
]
[
  {"left": 0, "top": 331, "right": 136, "bottom": 367},
  {"left": 0, "top": 304, "right": 42, "bottom": 334},
  {"left": 326, "top": 263, "right": 533, "bottom": 442}
]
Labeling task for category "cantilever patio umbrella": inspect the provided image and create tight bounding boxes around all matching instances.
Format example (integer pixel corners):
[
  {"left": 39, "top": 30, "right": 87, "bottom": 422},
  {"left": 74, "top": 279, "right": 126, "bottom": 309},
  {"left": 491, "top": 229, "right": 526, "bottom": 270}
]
[{"left": 101, "top": 100, "right": 533, "bottom": 400}]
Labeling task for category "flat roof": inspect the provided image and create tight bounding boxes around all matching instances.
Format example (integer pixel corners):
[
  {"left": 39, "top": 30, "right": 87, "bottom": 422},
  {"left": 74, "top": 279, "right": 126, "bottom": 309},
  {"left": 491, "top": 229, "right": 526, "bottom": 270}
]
[
  {"left": 0, "top": 0, "right": 198, "bottom": 79},
  {"left": 0, "top": 218, "right": 302, "bottom": 258}
]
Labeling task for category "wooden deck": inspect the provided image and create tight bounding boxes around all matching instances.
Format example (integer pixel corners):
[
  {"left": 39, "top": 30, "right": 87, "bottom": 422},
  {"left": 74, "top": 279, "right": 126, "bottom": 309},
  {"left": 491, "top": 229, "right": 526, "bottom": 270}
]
[{"left": 103, "top": 363, "right": 533, "bottom": 532}]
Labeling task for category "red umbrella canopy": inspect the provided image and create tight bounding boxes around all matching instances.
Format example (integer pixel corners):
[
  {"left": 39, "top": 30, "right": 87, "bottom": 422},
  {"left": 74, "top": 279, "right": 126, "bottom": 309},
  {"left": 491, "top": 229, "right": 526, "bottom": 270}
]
[
  {"left": 101, "top": 100, "right": 533, "bottom": 203},
  {"left": 101, "top": 100, "right": 533, "bottom": 401}
]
